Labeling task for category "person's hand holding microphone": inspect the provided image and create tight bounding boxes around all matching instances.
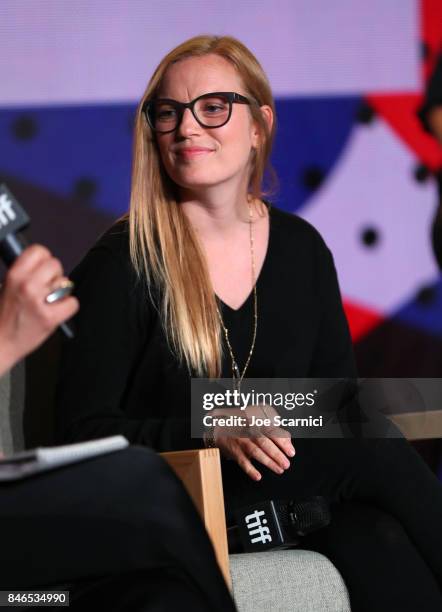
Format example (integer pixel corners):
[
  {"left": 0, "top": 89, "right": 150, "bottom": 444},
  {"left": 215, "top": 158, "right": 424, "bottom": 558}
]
[
  {"left": 0, "top": 184, "right": 78, "bottom": 376},
  {"left": 0, "top": 245, "right": 78, "bottom": 376}
]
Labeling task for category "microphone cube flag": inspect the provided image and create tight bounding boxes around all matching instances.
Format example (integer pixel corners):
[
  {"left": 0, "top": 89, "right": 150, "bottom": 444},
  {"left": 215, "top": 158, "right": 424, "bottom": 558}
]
[
  {"left": 235, "top": 501, "right": 284, "bottom": 552},
  {"left": 0, "top": 184, "right": 30, "bottom": 240}
]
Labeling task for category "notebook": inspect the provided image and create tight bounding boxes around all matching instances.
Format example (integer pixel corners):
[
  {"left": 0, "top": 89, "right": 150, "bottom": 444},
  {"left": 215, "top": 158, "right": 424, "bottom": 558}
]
[{"left": 0, "top": 435, "right": 129, "bottom": 481}]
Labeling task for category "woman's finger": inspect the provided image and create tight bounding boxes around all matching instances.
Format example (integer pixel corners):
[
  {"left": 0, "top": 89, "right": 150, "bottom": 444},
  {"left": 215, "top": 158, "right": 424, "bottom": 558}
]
[
  {"left": 265, "top": 428, "right": 296, "bottom": 457},
  {"left": 242, "top": 438, "right": 286, "bottom": 475},
  {"left": 246, "top": 406, "right": 295, "bottom": 456},
  {"left": 253, "top": 435, "right": 291, "bottom": 470},
  {"left": 234, "top": 444, "right": 262, "bottom": 481},
  {"left": 7, "top": 245, "right": 52, "bottom": 279},
  {"left": 28, "top": 258, "right": 65, "bottom": 300}
]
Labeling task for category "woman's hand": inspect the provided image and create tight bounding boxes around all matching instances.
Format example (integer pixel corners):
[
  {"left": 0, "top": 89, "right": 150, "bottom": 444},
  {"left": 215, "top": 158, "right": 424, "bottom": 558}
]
[
  {"left": 0, "top": 245, "right": 79, "bottom": 376},
  {"left": 212, "top": 404, "right": 296, "bottom": 481}
]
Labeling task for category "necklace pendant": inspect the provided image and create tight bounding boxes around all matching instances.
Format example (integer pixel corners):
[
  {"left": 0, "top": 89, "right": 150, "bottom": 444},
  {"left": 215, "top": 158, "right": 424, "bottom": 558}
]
[{"left": 233, "top": 363, "right": 240, "bottom": 378}]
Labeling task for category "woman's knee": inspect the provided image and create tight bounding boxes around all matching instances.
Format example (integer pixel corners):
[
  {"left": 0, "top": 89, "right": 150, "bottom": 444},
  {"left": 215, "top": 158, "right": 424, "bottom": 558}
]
[
  {"left": 366, "top": 510, "right": 410, "bottom": 552},
  {"left": 105, "top": 447, "right": 180, "bottom": 493},
  {"left": 323, "top": 503, "right": 412, "bottom": 562},
  {"left": 85, "top": 446, "right": 197, "bottom": 531}
]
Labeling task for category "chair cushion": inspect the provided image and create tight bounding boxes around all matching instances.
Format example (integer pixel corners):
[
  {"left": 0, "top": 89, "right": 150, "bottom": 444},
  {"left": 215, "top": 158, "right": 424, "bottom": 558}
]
[{"left": 229, "top": 549, "right": 351, "bottom": 612}]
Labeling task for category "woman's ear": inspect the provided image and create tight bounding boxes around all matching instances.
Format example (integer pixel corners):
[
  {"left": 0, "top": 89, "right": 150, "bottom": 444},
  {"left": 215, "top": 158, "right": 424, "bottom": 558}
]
[
  {"left": 251, "top": 105, "right": 274, "bottom": 148},
  {"left": 261, "top": 105, "right": 274, "bottom": 133}
]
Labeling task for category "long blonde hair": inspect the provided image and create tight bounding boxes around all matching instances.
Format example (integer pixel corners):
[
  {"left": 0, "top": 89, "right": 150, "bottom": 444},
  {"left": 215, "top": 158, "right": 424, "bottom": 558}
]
[{"left": 128, "top": 35, "right": 277, "bottom": 377}]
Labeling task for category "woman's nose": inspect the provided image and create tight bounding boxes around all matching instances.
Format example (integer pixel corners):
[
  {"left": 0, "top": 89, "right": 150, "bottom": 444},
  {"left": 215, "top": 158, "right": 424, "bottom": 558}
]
[{"left": 177, "top": 107, "right": 201, "bottom": 136}]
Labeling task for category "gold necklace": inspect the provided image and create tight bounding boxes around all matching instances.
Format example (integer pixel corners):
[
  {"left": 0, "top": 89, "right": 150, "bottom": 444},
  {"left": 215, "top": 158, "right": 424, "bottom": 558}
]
[{"left": 216, "top": 201, "right": 258, "bottom": 391}]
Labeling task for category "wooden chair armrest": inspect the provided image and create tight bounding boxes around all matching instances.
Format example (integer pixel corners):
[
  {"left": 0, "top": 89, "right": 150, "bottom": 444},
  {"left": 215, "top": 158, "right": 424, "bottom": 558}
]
[
  {"left": 389, "top": 410, "right": 442, "bottom": 440},
  {"left": 160, "top": 448, "right": 231, "bottom": 588}
]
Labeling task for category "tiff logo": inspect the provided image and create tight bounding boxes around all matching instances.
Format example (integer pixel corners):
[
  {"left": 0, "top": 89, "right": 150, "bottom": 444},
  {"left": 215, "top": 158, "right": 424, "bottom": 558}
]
[
  {"left": 245, "top": 509, "right": 272, "bottom": 545},
  {"left": 0, "top": 193, "right": 16, "bottom": 229}
]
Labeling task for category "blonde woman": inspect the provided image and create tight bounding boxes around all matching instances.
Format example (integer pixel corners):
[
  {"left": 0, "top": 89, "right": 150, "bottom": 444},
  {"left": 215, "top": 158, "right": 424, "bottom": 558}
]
[{"left": 57, "top": 35, "right": 442, "bottom": 611}]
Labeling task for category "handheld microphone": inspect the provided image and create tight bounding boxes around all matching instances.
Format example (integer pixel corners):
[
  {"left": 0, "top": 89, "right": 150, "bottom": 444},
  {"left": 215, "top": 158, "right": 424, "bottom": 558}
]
[
  {"left": 0, "top": 184, "right": 75, "bottom": 339},
  {"left": 227, "top": 496, "right": 331, "bottom": 553}
]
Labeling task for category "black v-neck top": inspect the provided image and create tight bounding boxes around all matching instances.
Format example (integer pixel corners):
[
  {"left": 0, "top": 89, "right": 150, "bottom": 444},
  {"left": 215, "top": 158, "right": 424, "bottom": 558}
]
[{"left": 55, "top": 204, "right": 357, "bottom": 452}]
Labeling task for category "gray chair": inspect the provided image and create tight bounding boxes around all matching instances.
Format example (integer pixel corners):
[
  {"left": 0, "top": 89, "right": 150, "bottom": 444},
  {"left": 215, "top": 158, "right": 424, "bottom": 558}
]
[{"left": 230, "top": 550, "right": 350, "bottom": 612}]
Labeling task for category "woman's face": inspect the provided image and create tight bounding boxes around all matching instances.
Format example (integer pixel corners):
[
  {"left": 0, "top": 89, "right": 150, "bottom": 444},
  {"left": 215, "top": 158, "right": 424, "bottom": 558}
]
[{"left": 154, "top": 54, "right": 262, "bottom": 195}]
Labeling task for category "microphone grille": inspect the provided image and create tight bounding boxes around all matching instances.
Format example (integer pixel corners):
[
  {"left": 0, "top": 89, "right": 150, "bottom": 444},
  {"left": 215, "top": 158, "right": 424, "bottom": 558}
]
[{"left": 283, "top": 496, "right": 331, "bottom": 535}]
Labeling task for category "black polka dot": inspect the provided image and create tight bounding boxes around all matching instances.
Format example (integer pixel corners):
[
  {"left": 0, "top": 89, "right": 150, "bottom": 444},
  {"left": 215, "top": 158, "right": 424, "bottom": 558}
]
[
  {"left": 420, "top": 41, "right": 430, "bottom": 61},
  {"left": 414, "top": 164, "right": 430, "bottom": 183},
  {"left": 73, "top": 178, "right": 98, "bottom": 201},
  {"left": 302, "top": 166, "right": 324, "bottom": 190},
  {"left": 356, "top": 102, "right": 375, "bottom": 125},
  {"left": 416, "top": 285, "right": 436, "bottom": 306},
  {"left": 361, "top": 227, "right": 380, "bottom": 248},
  {"left": 11, "top": 116, "right": 38, "bottom": 140}
]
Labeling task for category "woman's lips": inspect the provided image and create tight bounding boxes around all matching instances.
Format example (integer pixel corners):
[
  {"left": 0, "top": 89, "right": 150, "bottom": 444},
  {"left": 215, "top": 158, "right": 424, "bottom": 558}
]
[{"left": 176, "top": 148, "right": 214, "bottom": 159}]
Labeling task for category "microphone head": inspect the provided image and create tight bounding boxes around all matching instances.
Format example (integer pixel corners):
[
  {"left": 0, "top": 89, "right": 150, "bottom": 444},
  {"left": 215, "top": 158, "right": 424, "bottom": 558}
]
[
  {"left": 0, "top": 184, "right": 30, "bottom": 242},
  {"left": 277, "top": 496, "right": 331, "bottom": 536}
]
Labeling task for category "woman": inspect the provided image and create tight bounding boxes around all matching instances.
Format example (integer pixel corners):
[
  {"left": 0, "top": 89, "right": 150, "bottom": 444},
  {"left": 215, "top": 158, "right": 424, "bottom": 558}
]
[{"left": 56, "top": 35, "right": 442, "bottom": 611}]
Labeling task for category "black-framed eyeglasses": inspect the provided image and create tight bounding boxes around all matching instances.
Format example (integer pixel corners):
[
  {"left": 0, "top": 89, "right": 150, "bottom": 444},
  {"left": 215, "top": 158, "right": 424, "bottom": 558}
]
[{"left": 142, "top": 91, "right": 255, "bottom": 134}]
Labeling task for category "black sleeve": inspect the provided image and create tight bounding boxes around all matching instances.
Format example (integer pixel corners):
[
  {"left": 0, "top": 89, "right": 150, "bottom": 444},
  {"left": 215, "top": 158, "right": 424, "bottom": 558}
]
[
  {"left": 418, "top": 52, "right": 442, "bottom": 134},
  {"left": 55, "top": 245, "right": 194, "bottom": 451},
  {"left": 309, "top": 236, "right": 358, "bottom": 379}
]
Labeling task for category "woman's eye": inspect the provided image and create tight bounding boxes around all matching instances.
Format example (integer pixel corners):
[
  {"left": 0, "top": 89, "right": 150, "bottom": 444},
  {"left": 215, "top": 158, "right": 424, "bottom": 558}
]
[
  {"left": 203, "top": 104, "right": 225, "bottom": 113},
  {"left": 157, "top": 108, "right": 177, "bottom": 120},
  {"left": 199, "top": 96, "right": 229, "bottom": 113}
]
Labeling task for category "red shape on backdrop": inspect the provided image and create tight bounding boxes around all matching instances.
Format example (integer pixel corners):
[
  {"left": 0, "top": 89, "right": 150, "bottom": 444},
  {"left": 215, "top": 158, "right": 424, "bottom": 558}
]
[
  {"left": 421, "top": 0, "right": 442, "bottom": 81},
  {"left": 343, "top": 300, "right": 384, "bottom": 342},
  {"left": 365, "top": 0, "right": 442, "bottom": 173},
  {"left": 366, "top": 93, "right": 442, "bottom": 171}
]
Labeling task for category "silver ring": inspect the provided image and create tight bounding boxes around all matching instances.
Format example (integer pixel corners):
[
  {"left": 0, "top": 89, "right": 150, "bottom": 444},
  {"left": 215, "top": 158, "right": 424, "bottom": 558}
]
[{"left": 45, "top": 280, "right": 74, "bottom": 304}]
